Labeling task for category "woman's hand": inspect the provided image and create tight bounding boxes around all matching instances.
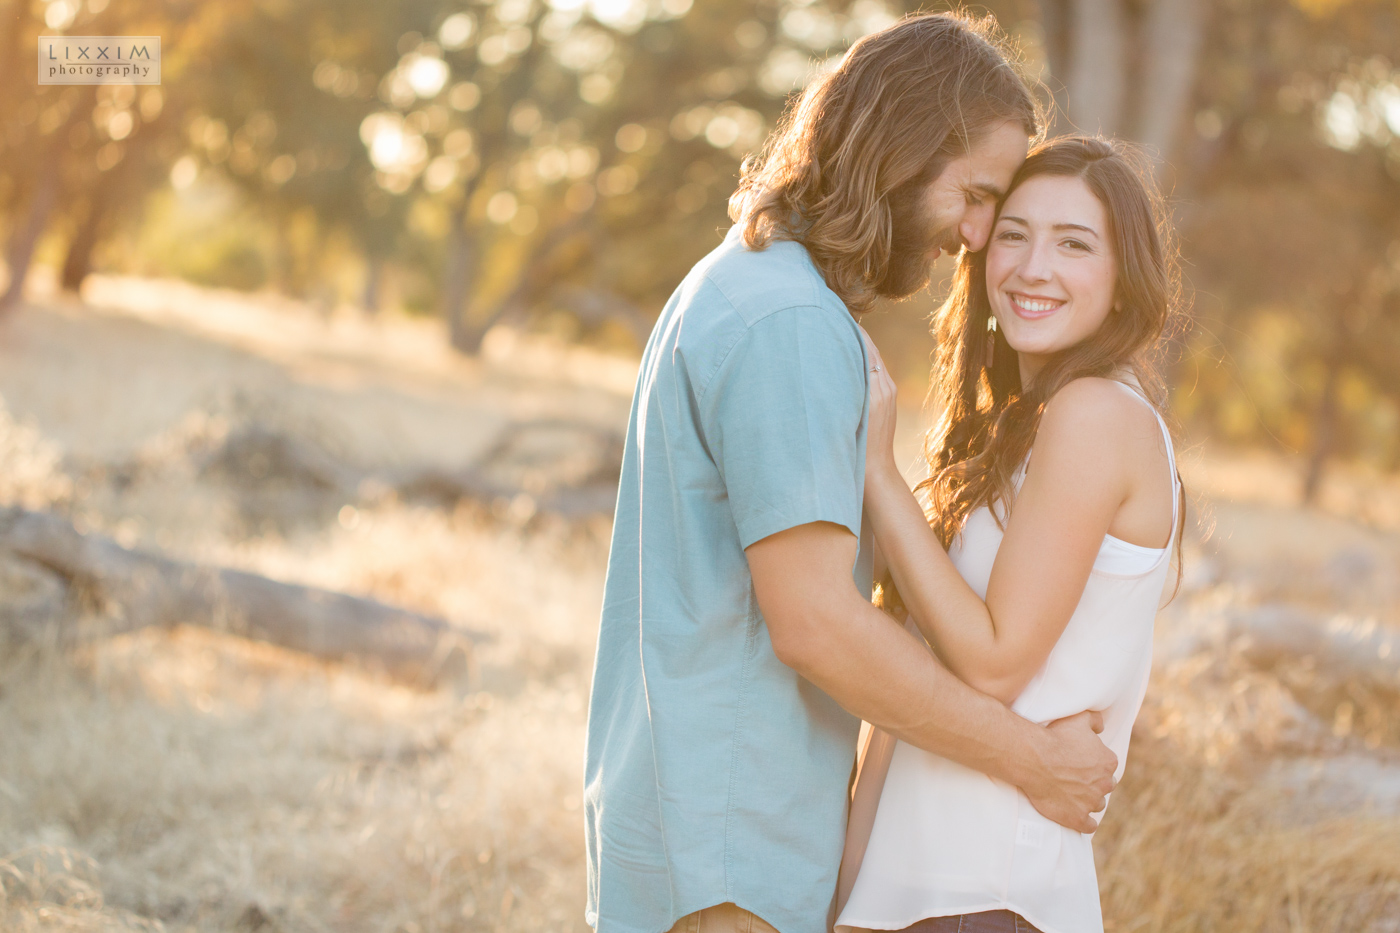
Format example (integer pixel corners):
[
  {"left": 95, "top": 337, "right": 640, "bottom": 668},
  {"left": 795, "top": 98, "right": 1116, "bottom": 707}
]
[{"left": 860, "top": 327, "right": 900, "bottom": 483}]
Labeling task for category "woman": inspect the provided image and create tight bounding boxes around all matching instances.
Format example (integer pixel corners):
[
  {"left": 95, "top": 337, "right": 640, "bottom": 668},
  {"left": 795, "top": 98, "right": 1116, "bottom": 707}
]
[{"left": 835, "top": 136, "right": 1184, "bottom": 933}]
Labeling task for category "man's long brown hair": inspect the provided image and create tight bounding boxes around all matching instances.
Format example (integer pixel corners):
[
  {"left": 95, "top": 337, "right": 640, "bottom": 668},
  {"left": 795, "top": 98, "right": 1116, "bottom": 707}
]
[
  {"left": 728, "top": 12, "right": 1041, "bottom": 313},
  {"left": 920, "top": 136, "right": 1186, "bottom": 577}
]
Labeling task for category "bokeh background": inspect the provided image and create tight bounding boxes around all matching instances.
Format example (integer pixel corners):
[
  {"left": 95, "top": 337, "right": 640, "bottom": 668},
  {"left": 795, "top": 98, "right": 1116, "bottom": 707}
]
[{"left": 2, "top": 0, "right": 1400, "bottom": 931}]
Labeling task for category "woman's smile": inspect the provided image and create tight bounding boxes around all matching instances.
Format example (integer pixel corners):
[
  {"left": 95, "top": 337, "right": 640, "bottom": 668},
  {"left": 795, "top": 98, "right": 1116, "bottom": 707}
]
[{"left": 1006, "top": 292, "right": 1066, "bottom": 319}]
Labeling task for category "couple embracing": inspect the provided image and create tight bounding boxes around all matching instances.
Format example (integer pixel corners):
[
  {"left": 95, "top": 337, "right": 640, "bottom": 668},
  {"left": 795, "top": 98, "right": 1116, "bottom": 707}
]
[{"left": 584, "top": 12, "right": 1183, "bottom": 933}]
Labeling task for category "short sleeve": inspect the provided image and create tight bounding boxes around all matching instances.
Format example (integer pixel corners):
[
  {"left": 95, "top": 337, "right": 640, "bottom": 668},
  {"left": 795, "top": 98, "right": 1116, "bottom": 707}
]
[{"left": 699, "top": 305, "right": 868, "bottom": 550}]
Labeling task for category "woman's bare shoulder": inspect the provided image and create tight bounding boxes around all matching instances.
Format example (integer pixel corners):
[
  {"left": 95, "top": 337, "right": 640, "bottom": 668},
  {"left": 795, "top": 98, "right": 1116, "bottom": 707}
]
[{"left": 1037, "top": 377, "right": 1159, "bottom": 453}]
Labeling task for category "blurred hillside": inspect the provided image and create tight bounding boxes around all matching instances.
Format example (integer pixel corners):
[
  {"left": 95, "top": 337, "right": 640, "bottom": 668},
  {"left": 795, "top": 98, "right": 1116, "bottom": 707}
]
[{"left": 2, "top": 0, "right": 1400, "bottom": 497}]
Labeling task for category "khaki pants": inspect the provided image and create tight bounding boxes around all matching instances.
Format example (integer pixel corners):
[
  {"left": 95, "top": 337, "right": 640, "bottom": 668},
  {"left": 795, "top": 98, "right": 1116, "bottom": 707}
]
[{"left": 666, "top": 902, "right": 782, "bottom": 933}]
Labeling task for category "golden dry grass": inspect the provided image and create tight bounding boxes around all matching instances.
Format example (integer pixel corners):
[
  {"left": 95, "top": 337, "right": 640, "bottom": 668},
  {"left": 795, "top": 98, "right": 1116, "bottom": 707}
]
[
  {"left": 1, "top": 283, "right": 1398, "bottom": 932},
  {"left": 0, "top": 508, "right": 603, "bottom": 933},
  {"left": 1097, "top": 652, "right": 1400, "bottom": 932},
  {"left": 1098, "top": 740, "right": 1400, "bottom": 932}
]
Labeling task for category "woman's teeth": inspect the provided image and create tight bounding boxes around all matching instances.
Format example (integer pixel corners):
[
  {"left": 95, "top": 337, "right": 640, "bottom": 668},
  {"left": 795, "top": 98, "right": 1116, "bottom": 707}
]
[{"left": 1012, "top": 295, "right": 1063, "bottom": 314}]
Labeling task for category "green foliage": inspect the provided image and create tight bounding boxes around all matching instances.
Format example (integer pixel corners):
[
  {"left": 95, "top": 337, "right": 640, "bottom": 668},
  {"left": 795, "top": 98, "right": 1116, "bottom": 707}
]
[
  {"left": 2, "top": 0, "right": 1399, "bottom": 479},
  {"left": 132, "top": 186, "right": 272, "bottom": 291},
  {"left": 1177, "top": 0, "right": 1400, "bottom": 473}
]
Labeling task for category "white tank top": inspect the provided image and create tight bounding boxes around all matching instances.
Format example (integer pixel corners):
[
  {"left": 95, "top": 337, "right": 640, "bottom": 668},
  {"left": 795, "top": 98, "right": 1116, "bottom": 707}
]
[{"left": 836, "top": 382, "right": 1180, "bottom": 933}]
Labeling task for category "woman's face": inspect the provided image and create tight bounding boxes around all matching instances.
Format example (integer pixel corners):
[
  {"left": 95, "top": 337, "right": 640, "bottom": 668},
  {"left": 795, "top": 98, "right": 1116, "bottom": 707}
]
[{"left": 985, "top": 174, "right": 1117, "bottom": 382}]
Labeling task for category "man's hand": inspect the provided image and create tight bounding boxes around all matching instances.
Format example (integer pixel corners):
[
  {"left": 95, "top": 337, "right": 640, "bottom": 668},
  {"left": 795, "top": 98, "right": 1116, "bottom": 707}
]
[
  {"left": 1018, "top": 711, "right": 1117, "bottom": 834},
  {"left": 749, "top": 524, "right": 1120, "bottom": 832}
]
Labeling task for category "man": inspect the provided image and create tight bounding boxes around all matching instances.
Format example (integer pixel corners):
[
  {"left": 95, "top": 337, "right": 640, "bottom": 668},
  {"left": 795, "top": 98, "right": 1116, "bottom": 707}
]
[{"left": 584, "top": 13, "right": 1118, "bottom": 933}]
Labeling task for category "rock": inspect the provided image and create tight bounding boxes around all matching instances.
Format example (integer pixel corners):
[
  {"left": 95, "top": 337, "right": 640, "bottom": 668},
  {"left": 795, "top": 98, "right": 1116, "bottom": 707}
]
[
  {"left": 1229, "top": 604, "right": 1400, "bottom": 695},
  {"left": 1266, "top": 752, "right": 1400, "bottom": 822}
]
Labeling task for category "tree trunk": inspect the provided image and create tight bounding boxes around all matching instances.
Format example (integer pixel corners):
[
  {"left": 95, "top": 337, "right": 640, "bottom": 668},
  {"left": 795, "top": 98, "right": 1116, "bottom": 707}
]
[
  {"left": 451, "top": 301, "right": 507, "bottom": 356},
  {"left": 60, "top": 99, "right": 166, "bottom": 295},
  {"left": 1302, "top": 352, "right": 1342, "bottom": 504},
  {"left": 362, "top": 252, "right": 384, "bottom": 314},
  {"left": 1136, "top": 0, "right": 1205, "bottom": 164},
  {"left": 0, "top": 157, "right": 62, "bottom": 313},
  {"left": 449, "top": 213, "right": 592, "bottom": 355},
  {"left": 1037, "top": 0, "right": 1073, "bottom": 134},
  {"left": 274, "top": 217, "right": 301, "bottom": 297},
  {"left": 0, "top": 81, "right": 98, "bottom": 313},
  {"left": 554, "top": 285, "right": 652, "bottom": 346},
  {"left": 0, "top": 507, "right": 486, "bottom": 685},
  {"left": 0, "top": 5, "right": 37, "bottom": 130},
  {"left": 1066, "top": 0, "right": 1128, "bottom": 137},
  {"left": 60, "top": 190, "right": 111, "bottom": 292},
  {"left": 443, "top": 204, "right": 481, "bottom": 351}
]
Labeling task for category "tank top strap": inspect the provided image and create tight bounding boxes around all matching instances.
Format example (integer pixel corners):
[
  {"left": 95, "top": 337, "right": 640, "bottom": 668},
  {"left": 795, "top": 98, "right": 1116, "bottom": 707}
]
[{"left": 1109, "top": 379, "right": 1180, "bottom": 540}]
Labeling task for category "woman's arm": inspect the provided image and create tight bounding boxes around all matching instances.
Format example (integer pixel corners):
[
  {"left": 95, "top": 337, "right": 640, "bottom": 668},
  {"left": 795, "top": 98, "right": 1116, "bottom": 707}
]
[{"left": 862, "top": 345, "right": 1147, "bottom": 704}]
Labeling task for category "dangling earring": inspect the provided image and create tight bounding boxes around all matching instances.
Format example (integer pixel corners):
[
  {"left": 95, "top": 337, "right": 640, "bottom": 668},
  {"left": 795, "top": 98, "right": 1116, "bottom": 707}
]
[{"left": 984, "top": 314, "right": 998, "bottom": 370}]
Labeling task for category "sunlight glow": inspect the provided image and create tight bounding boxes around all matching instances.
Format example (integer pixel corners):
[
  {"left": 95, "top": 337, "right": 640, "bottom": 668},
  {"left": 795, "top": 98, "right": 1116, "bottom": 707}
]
[
  {"left": 439, "top": 14, "right": 475, "bottom": 50},
  {"left": 169, "top": 155, "right": 198, "bottom": 190},
  {"left": 405, "top": 55, "right": 450, "bottom": 99},
  {"left": 552, "top": 26, "right": 615, "bottom": 71},
  {"left": 758, "top": 47, "right": 816, "bottom": 97},
  {"left": 588, "top": 0, "right": 647, "bottom": 33},
  {"left": 487, "top": 190, "right": 519, "bottom": 224},
  {"left": 45, "top": 0, "right": 79, "bottom": 30},
  {"left": 424, "top": 156, "right": 459, "bottom": 192},
  {"left": 362, "top": 112, "right": 429, "bottom": 177},
  {"left": 107, "top": 110, "right": 134, "bottom": 141},
  {"left": 1374, "top": 83, "right": 1400, "bottom": 137},
  {"left": 1322, "top": 91, "right": 1362, "bottom": 150}
]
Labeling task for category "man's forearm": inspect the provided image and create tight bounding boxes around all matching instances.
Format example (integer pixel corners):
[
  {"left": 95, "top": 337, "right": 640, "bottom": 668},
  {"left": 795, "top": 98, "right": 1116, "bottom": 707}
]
[
  {"left": 787, "top": 594, "right": 1047, "bottom": 789},
  {"left": 750, "top": 521, "right": 1112, "bottom": 831}
]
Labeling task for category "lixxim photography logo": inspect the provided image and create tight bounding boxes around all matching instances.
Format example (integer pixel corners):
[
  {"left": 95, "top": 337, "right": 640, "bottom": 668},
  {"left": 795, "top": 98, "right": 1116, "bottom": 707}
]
[{"left": 38, "top": 36, "right": 160, "bottom": 85}]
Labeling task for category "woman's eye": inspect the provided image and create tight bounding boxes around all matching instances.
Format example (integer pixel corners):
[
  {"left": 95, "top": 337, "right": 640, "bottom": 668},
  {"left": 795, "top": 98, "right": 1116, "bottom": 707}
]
[
  {"left": 996, "top": 230, "right": 1025, "bottom": 242},
  {"left": 1062, "top": 239, "right": 1089, "bottom": 251}
]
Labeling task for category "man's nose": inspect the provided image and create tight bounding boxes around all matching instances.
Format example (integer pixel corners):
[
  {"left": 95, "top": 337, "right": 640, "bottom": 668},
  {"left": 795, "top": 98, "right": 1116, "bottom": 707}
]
[{"left": 959, "top": 203, "right": 996, "bottom": 252}]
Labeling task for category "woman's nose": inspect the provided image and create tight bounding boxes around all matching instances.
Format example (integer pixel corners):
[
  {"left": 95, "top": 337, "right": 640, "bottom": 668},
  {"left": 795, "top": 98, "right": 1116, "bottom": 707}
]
[{"left": 1018, "top": 238, "right": 1054, "bottom": 282}]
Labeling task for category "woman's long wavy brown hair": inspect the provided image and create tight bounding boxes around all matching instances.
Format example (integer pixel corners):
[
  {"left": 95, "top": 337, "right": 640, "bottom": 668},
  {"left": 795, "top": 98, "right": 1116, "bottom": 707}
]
[
  {"left": 728, "top": 11, "right": 1041, "bottom": 313},
  {"left": 919, "top": 135, "right": 1186, "bottom": 580}
]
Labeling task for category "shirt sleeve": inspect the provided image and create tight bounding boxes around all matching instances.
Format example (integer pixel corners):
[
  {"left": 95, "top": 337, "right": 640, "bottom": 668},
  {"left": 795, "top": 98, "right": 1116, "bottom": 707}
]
[{"left": 698, "top": 304, "right": 869, "bottom": 550}]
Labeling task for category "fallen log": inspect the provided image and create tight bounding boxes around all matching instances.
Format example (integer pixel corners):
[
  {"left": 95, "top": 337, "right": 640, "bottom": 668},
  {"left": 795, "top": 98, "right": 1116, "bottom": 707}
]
[
  {"left": 0, "top": 507, "right": 484, "bottom": 685},
  {"left": 189, "top": 420, "right": 623, "bottom": 523},
  {"left": 398, "top": 467, "right": 620, "bottom": 520},
  {"left": 1229, "top": 603, "right": 1400, "bottom": 694},
  {"left": 397, "top": 418, "right": 623, "bottom": 520},
  {"left": 0, "top": 551, "right": 69, "bottom": 640}
]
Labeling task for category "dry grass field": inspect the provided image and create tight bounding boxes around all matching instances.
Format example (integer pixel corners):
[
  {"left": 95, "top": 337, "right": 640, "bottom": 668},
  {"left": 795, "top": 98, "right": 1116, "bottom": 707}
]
[{"left": 0, "top": 279, "right": 1397, "bottom": 932}]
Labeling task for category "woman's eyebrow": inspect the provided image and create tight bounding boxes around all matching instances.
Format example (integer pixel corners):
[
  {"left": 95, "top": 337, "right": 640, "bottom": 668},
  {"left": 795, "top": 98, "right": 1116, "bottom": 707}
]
[{"left": 1053, "top": 222, "right": 1099, "bottom": 237}]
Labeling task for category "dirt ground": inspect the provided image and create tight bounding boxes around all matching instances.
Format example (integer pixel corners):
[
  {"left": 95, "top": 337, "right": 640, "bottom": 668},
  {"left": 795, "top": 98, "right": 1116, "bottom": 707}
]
[{"left": 0, "top": 278, "right": 1397, "bottom": 932}]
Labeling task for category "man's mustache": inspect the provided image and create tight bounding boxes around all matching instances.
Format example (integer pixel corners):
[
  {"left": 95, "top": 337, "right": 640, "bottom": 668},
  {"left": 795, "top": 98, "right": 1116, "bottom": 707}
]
[
  {"left": 918, "top": 221, "right": 963, "bottom": 258},
  {"left": 929, "top": 233, "right": 963, "bottom": 258}
]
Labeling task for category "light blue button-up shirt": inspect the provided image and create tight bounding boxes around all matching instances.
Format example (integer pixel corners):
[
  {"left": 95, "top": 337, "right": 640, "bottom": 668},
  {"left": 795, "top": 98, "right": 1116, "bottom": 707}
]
[{"left": 584, "top": 225, "right": 873, "bottom": 933}]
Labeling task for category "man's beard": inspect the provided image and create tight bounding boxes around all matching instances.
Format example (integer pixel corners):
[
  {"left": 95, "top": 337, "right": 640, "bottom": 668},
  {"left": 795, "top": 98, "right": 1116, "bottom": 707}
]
[{"left": 876, "top": 192, "right": 959, "bottom": 299}]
